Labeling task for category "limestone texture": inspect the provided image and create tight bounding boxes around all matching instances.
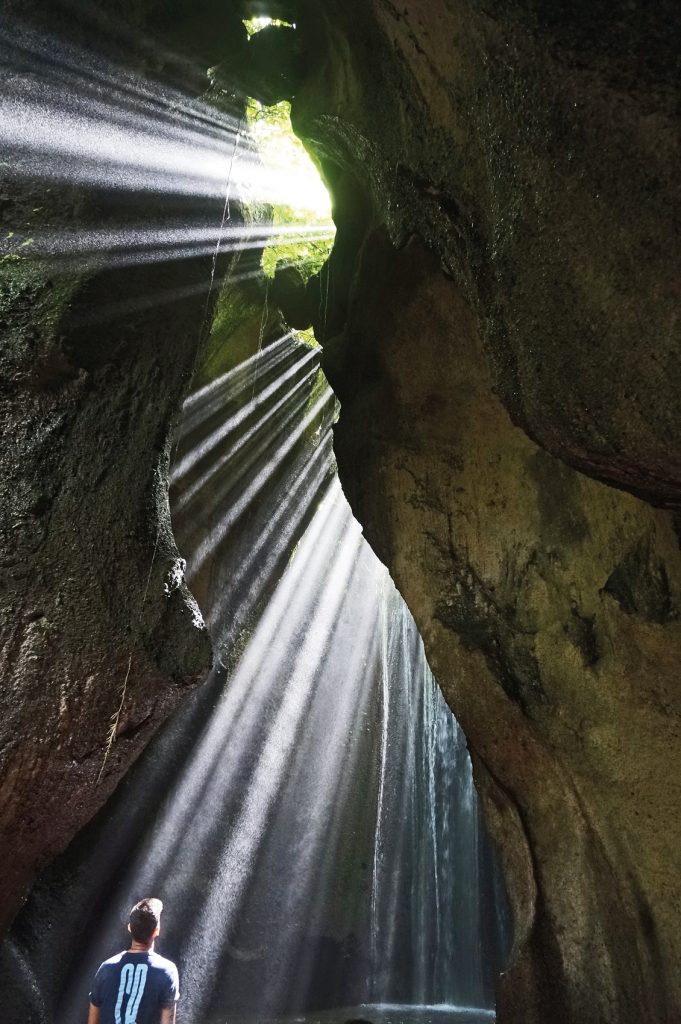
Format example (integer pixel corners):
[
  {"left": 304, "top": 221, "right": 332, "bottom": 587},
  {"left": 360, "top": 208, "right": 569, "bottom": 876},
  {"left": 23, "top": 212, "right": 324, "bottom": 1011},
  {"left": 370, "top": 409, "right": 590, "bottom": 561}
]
[
  {"left": 294, "top": 1, "right": 681, "bottom": 505},
  {"left": 0, "top": 210, "right": 218, "bottom": 929}
]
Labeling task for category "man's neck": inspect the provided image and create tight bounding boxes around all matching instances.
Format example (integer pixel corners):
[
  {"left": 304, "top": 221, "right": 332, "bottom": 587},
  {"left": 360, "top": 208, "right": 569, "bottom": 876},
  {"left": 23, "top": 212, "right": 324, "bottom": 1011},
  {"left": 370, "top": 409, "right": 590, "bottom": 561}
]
[{"left": 128, "top": 941, "right": 154, "bottom": 954}]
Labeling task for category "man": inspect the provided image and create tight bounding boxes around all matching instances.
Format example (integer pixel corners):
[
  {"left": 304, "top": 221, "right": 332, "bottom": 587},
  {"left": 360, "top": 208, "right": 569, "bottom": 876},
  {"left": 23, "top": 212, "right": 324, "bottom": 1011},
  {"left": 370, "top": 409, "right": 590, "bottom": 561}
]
[{"left": 88, "top": 898, "right": 180, "bottom": 1024}]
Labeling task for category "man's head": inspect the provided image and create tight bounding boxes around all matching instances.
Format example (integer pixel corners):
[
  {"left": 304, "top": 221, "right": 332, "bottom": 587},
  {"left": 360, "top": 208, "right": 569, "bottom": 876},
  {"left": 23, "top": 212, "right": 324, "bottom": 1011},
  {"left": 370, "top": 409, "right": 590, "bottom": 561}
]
[{"left": 128, "top": 898, "right": 163, "bottom": 945}]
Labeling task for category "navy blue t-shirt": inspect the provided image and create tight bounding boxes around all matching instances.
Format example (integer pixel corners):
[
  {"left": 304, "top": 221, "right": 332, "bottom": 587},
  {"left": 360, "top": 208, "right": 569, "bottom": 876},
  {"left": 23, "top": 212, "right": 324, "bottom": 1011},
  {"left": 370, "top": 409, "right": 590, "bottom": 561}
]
[{"left": 90, "top": 950, "right": 179, "bottom": 1024}]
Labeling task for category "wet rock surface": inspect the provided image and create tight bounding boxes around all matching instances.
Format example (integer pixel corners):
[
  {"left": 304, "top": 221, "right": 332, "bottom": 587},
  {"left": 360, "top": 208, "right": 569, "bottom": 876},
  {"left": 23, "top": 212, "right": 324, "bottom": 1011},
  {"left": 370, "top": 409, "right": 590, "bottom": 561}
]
[
  {"left": 292, "top": 0, "right": 681, "bottom": 507},
  {"left": 278, "top": 2, "right": 681, "bottom": 1021},
  {"left": 0, "top": 0, "right": 238, "bottom": 926},
  {"left": 0, "top": 223, "right": 217, "bottom": 927},
  {"left": 323, "top": 230, "right": 681, "bottom": 1024}
]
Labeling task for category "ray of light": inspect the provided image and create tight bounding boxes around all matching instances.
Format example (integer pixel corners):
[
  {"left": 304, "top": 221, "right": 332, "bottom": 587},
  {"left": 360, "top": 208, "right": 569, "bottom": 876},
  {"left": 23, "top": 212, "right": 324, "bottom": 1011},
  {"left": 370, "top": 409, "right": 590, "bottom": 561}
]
[
  {"left": 0, "top": 18, "right": 334, "bottom": 214},
  {"left": 53, "top": 483, "right": 350, "bottom": 975},
  {"left": 2, "top": 17, "right": 508, "bottom": 1017},
  {"left": 0, "top": 14, "right": 245, "bottom": 135},
  {"left": 204, "top": 433, "right": 335, "bottom": 634},
  {"left": 178, "top": 332, "right": 297, "bottom": 438},
  {"left": 47, "top": 330, "right": 507, "bottom": 1017},
  {"left": 171, "top": 345, "right": 318, "bottom": 487},
  {"left": 187, "top": 386, "right": 334, "bottom": 575},
  {"left": 1, "top": 225, "right": 334, "bottom": 274},
  {"left": 174, "top": 373, "right": 319, "bottom": 539},
  {"left": 174, "top": 372, "right": 319, "bottom": 523}
]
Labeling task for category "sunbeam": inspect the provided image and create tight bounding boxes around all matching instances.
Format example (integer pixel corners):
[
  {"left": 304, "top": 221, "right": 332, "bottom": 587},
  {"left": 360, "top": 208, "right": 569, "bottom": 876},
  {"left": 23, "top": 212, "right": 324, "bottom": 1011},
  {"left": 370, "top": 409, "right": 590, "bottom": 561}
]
[
  {"left": 3, "top": 308, "right": 509, "bottom": 1021},
  {"left": 0, "top": 17, "right": 335, "bottom": 219}
]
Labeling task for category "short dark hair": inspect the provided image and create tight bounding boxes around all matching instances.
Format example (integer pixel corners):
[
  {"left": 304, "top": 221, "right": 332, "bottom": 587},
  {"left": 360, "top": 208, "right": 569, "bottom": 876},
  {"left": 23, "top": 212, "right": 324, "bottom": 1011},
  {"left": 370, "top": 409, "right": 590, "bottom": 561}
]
[{"left": 129, "top": 898, "right": 163, "bottom": 943}]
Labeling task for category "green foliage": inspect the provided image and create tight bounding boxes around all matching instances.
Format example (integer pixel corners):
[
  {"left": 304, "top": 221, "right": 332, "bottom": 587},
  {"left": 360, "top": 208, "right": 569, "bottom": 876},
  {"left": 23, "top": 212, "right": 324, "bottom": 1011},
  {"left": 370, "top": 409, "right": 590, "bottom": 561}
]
[
  {"left": 245, "top": 97, "right": 334, "bottom": 283},
  {"left": 261, "top": 236, "right": 330, "bottom": 283},
  {"left": 243, "top": 16, "right": 293, "bottom": 37}
]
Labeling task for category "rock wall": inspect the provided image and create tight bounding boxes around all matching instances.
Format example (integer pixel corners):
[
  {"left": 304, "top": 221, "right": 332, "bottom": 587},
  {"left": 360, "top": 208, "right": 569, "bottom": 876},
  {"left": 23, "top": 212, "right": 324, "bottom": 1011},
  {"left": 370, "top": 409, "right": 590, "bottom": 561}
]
[
  {"left": 0, "top": 0, "right": 246, "bottom": 928},
  {"left": 295, "top": 0, "right": 680, "bottom": 504},
  {"left": 0, "top": 200, "right": 219, "bottom": 929},
  {"left": 282, "top": 1, "right": 681, "bottom": 1022},
  {"left": 324, "top": 231, "right": 681, "bottom": 1024}
]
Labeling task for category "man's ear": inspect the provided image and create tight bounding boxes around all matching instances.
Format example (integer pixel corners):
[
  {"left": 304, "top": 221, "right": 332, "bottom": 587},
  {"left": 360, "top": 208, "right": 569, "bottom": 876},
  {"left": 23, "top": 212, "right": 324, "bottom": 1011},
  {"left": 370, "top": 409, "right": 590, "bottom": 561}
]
[
  {"left": 154, "top": 926, "right": 161, "bottom": 938},
  {"left": 127, "top": 923, "right": 131, "bottom": 934}
]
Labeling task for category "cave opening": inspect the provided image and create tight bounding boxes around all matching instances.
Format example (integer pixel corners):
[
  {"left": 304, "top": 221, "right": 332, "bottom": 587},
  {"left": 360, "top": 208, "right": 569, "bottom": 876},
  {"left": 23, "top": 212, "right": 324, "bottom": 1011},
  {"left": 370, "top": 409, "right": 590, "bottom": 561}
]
[{"left": 0, "top": 7, "right": 511, "bottom": 1024}]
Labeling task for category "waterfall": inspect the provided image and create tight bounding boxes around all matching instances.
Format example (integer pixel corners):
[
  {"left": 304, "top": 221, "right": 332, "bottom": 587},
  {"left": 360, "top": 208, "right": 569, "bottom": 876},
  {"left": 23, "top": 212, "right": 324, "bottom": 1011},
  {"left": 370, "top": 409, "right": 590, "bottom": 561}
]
[
  {"left": 3, "top": 334, "right": 509, "bottom": 1024},
  {"left": 367, "top": 582, "right": 495, "bottom": 1013}
]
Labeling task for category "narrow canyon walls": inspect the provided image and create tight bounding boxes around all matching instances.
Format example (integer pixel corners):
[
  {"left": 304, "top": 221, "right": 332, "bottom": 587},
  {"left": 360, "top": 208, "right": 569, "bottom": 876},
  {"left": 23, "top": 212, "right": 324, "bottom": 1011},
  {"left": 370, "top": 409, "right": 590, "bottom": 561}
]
[{"left": 1, "top": 3, "right": 679, "bottom": 1024}]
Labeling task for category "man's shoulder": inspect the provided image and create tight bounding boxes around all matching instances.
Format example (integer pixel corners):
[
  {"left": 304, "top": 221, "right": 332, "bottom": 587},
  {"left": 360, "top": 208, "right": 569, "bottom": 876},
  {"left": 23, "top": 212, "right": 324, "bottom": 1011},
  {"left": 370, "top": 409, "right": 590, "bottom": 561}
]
[
  {"left": 98, "top": 951, "right": 127, "bottom": 970},
  {"left": 148, "top": 951, "right": 178, "bottom": 976}
]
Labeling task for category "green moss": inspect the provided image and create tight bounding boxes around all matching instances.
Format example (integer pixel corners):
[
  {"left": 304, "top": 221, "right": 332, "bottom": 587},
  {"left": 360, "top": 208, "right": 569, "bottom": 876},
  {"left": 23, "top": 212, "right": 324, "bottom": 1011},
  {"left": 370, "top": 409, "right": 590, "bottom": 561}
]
[
  {"left": 0, "top": 260, "right": 85, "bottom": 377},
  {"left": 262, "top": 235, "right": 331, "bottom": 281},
  {"left": 192, "top": 279, "right": 268, "bottom": 391}
]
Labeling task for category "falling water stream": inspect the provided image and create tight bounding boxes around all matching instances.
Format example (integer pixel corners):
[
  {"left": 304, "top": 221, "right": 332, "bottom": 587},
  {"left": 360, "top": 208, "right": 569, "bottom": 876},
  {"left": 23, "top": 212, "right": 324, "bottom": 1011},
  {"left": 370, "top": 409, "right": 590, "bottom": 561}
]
[
  {"left": 0, "top": 14, "right": 509, "bottom": 1023},
  {"left": 4, "top": 334, "right": 509, "bottom": 1023}
]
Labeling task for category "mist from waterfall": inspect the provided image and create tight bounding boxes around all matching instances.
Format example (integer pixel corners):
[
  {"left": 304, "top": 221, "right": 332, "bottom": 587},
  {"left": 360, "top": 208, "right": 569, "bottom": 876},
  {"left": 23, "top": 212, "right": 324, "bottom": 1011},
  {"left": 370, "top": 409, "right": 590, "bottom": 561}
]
[{"left": 3, "top": 334, "right": 509, "bottom": 1023}]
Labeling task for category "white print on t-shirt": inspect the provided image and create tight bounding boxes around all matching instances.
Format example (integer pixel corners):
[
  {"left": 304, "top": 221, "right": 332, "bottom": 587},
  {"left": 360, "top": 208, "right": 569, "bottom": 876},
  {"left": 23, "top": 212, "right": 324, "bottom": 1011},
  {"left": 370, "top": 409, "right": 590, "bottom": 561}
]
[{"left": 114, "top": 963, "right": 149, "bottom": 1024}]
